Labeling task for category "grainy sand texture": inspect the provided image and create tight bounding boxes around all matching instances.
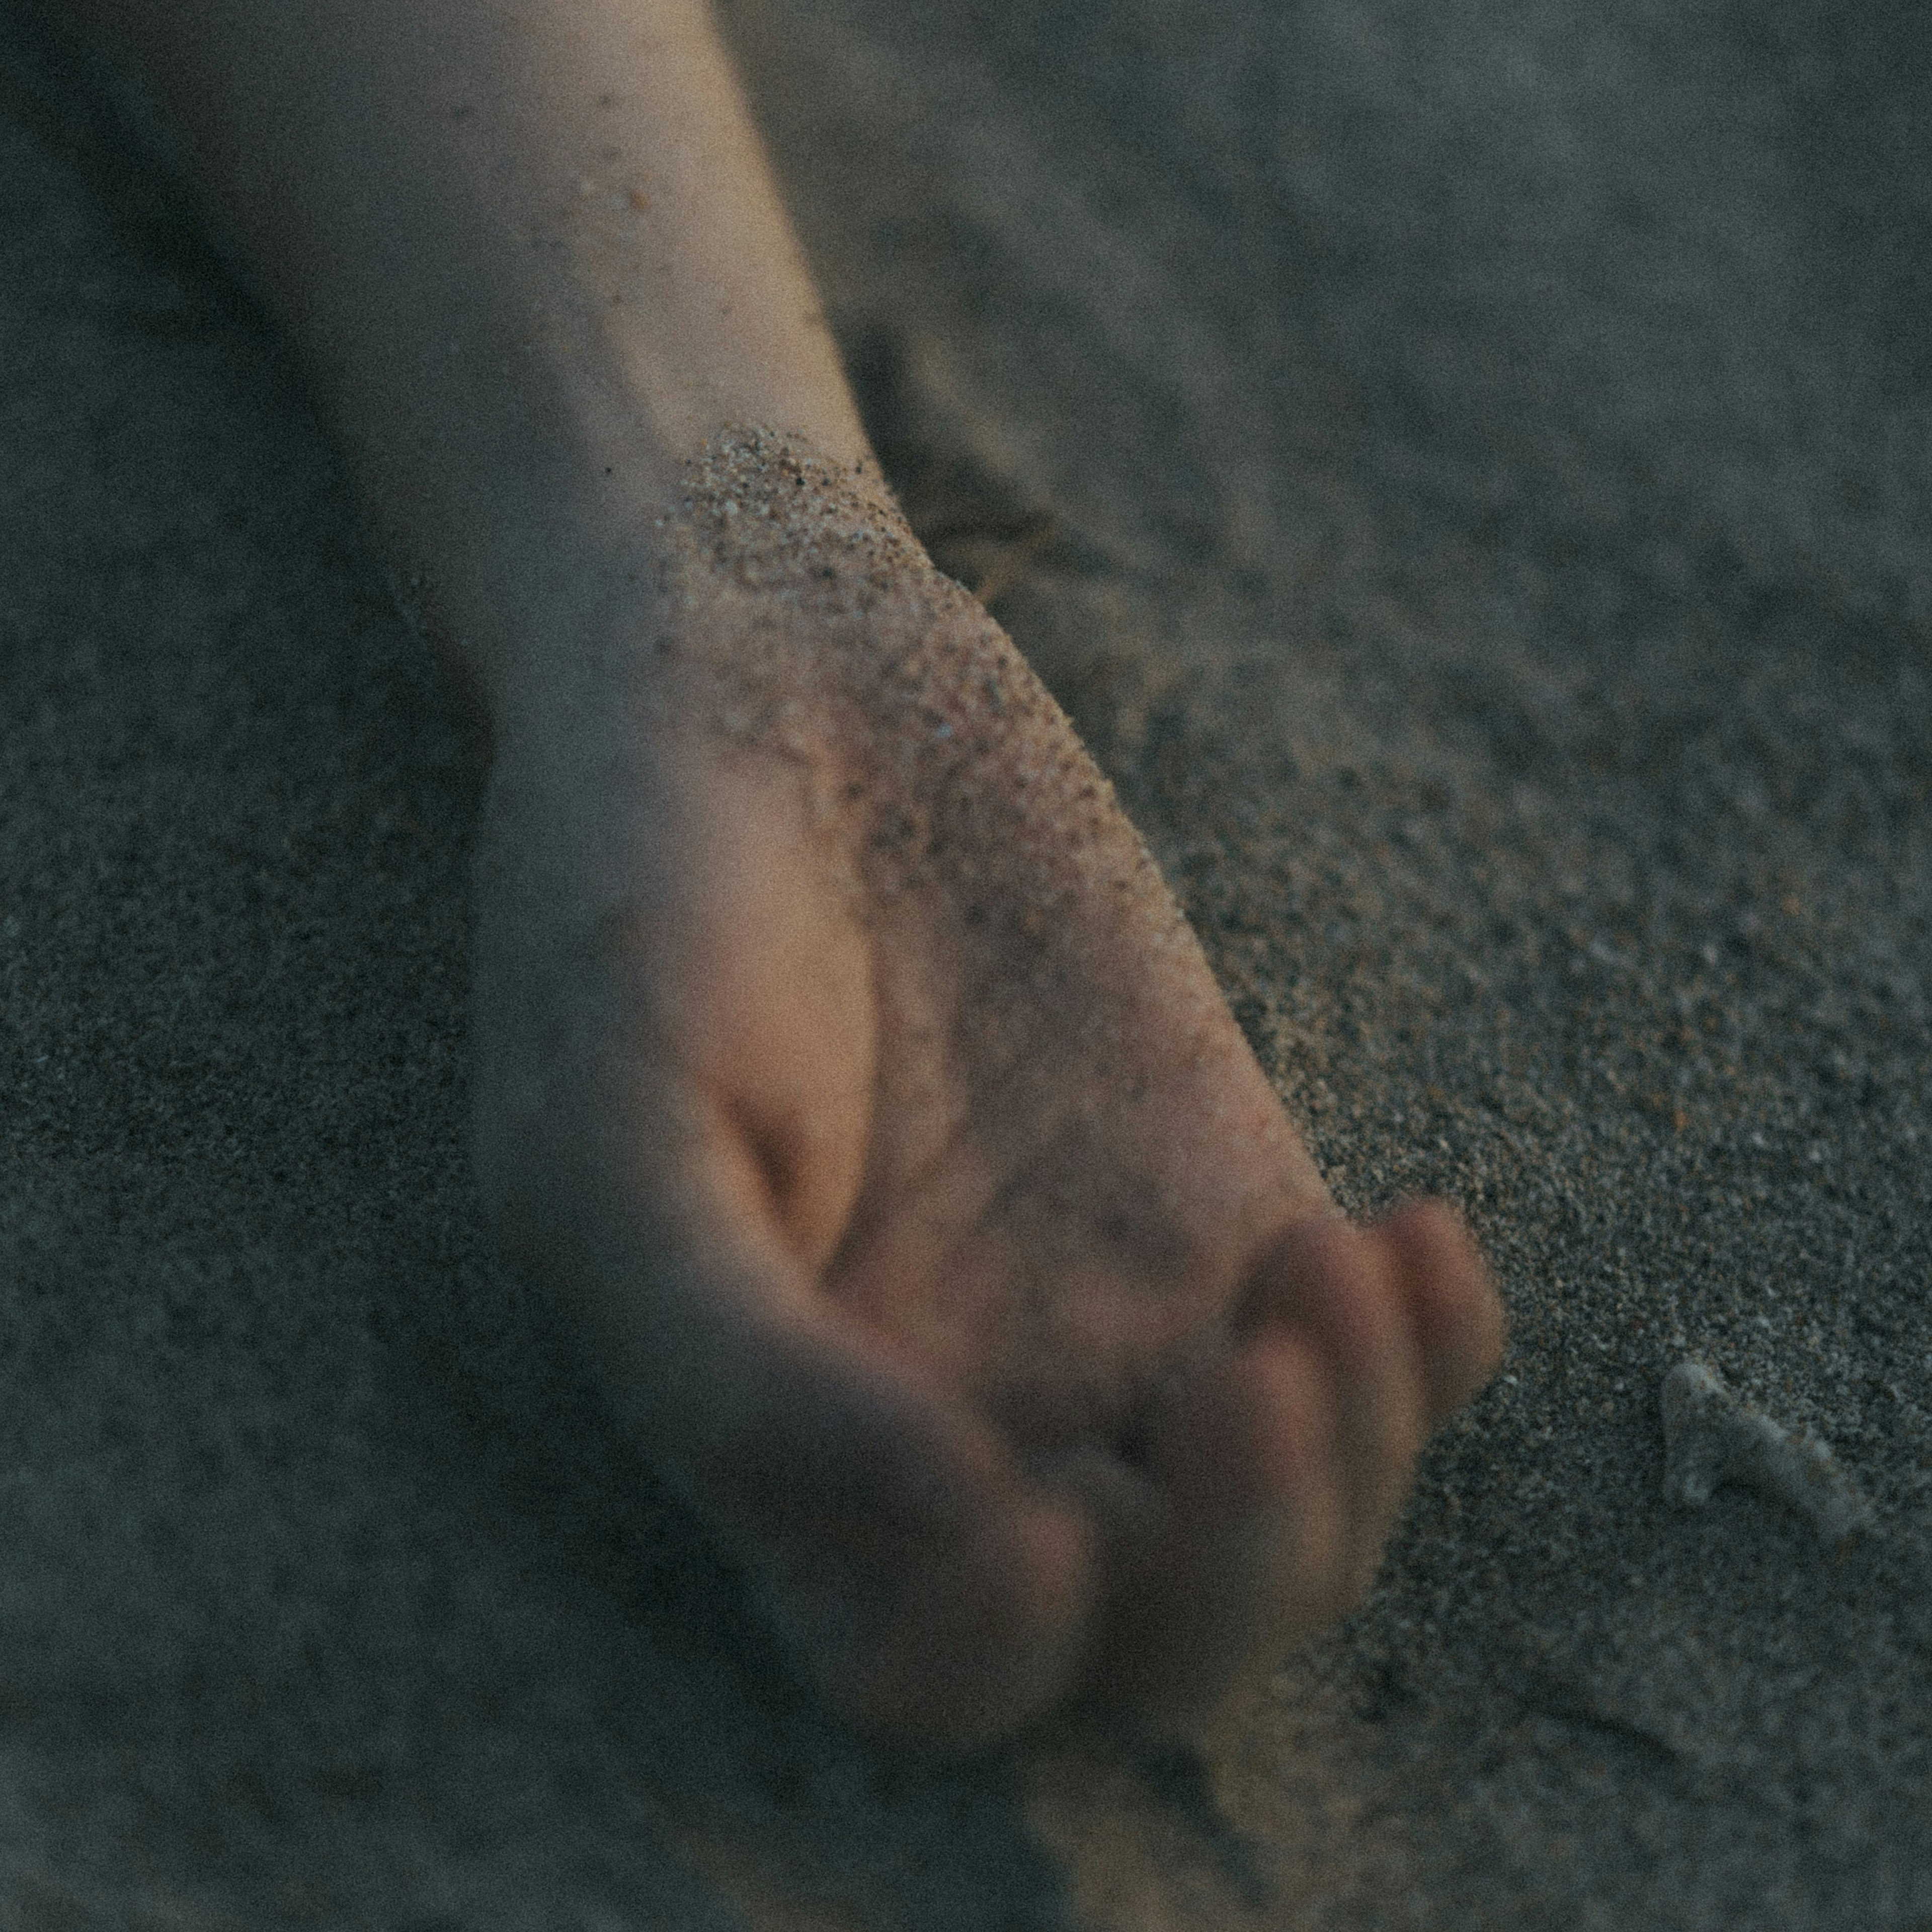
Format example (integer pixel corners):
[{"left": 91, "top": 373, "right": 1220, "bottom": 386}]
[{"left": 2, "top": 0, "right": 1928, "bottom": 1925}]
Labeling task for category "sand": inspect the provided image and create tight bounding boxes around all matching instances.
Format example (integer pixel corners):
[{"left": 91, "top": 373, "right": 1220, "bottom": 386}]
[{"left": 1, "top": 0, "right": 1928, "bottom": 1924}]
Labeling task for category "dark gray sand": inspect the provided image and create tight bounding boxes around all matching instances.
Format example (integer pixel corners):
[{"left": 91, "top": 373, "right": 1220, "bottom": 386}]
[{"left": 2, "top": 0, "right": 1928, "bottom": 1924}]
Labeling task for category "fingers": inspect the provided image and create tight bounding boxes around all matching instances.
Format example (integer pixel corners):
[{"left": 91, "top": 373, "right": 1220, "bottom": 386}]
[
  {"left": 1270, "top": 1215, "right": 1435, "bottom": 1593},
  {"left": 1079, "top": 1325, "right": 1349, "bottom": 1730},
  {"left": 1244, "top": 1199, "right": 1503, "bottom": 1424},
  {"left": 628, "top": 1273, "right": 1097, "bottom": 1749},
  {"left": 1088, "top": 1199, "right": 1504, "bottom": 1735},
  {"left": 1379, "top": 1197, "right": 1507, "bottom": 1420}
]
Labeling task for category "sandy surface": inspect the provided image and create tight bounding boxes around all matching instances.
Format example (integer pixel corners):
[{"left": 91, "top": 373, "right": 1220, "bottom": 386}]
[{"left": 2, "top": 0, "right": 1929, "bottom": 1925}]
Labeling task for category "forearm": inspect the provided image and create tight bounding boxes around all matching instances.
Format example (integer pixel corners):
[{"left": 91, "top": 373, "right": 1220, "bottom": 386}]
[{"left": 72, "top": 0, "right": 869, "bottom": 711}]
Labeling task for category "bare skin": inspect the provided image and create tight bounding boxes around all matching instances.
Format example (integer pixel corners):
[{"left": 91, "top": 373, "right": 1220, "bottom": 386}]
[{"left": 77, "top": 0, "right": 1505, "bottom": 1746}]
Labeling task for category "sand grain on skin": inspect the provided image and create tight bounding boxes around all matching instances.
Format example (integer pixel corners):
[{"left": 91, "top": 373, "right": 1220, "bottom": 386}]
[{"left": 639, "top": 429, "right": 1299, "bottom": 1458}]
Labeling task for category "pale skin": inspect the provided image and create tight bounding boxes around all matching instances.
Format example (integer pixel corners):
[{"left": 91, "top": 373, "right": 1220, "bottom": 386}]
[{"left": 74, "top": 0, "right": 1506, "bottom": 1747}]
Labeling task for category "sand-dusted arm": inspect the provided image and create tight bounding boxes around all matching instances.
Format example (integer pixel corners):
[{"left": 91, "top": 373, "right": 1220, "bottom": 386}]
[{"left": 69, "top": 0, "right": 871, "bottom": 716}]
